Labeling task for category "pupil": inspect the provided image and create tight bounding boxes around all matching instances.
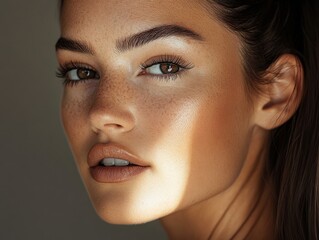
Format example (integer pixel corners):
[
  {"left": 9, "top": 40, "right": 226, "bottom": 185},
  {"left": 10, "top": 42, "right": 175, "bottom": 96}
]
[{"left": 160, "top": 63, "right": 178, "bottom": 74}]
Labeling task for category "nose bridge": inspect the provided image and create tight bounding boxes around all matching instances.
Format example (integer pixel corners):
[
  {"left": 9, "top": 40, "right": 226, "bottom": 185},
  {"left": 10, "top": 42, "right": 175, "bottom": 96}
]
[
  {"left": 94, "top": 77, "right": 127, "bottom": 109},
  {"left": 89, "top": 75, "right": 136, "bottom": 134}
]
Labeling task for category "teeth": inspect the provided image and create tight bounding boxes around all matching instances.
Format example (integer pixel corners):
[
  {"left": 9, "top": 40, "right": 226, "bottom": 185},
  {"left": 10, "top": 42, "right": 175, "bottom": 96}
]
[
  {"left": 100, "top": 158, "right": 130, "bottom": 166},
  {"left": 101, "top": 158, "right": 114, "bottom": 166},
  {"left": 114, "top": 159, "right": 130, "bottom": 166}
]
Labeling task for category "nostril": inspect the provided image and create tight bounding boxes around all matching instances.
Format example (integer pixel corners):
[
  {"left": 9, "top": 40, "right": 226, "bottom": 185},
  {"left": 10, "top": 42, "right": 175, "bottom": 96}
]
[
  {"left": 101, "top": 123, "right": 126, "bottom": 131},
  {"left": 91, "top": 123, "right": 126, "bottom": 137}
]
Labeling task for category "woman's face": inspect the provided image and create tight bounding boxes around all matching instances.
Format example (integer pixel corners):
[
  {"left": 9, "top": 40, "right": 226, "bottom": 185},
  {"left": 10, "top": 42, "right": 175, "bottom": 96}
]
[{"left": 57, "top": 0, "right": 256, "bottom": 224}]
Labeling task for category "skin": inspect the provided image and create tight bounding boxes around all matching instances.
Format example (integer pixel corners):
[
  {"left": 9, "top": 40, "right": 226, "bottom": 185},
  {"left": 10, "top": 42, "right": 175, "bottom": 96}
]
[{"left": 57, "top": 0, "right": 303, "bottom": 239}]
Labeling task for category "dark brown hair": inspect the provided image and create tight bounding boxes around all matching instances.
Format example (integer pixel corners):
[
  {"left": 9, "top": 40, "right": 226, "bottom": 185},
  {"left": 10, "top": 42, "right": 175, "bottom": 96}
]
[
  {"left": 204, "top": 0, "right": 319, "bottom": 239},
  {"left": 59, "top": 0, "right": 319, "bottom": 239}
]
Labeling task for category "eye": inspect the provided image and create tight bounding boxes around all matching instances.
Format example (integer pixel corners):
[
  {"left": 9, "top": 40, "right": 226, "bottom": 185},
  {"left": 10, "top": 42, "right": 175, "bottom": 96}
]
[
  {"left": 139, "top": 55, "right": 193, "bottom": 81},
  {"left": 145, "top": 63, "right": 180, "bottom": 75},
  {"left": 67, "top": 68, "right": 98, "bottom": 81},
  {"left": 56, "top": 62, "right": 100, "bottom": 86}
]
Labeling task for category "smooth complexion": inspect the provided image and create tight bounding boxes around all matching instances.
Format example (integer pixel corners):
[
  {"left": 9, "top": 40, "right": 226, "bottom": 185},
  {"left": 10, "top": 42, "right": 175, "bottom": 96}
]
[{"left": 57, "top": 1, "right": 303, "bottom": 239}]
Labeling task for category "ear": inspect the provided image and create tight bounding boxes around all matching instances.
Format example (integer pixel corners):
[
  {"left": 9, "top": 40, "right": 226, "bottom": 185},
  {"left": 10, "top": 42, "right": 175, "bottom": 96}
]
[{"left": 253, "top": 54, "right": 304, "bottom": 130}]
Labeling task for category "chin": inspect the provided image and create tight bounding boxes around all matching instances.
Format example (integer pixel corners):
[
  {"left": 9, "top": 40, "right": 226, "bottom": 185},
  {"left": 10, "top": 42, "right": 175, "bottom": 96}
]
[
  {"left": 96, "top": 210, "right": 154, "bottom": 225},
  {"left": 84, "top": 185, "right": 171, "bottom": 225},
  {"left": 90, "top": 198, "right": 164, "bottom": 225}
]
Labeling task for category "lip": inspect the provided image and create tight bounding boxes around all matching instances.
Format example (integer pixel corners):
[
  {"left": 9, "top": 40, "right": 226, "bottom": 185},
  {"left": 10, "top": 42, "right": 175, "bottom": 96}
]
[{"left": 87, "top": 143, "right": 149, "bottom": 183}]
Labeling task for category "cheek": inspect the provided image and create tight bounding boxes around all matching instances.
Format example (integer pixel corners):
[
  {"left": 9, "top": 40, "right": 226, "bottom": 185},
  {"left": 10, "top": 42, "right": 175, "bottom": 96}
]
[
  {"left": 60, "top": 89, "right": 93, "bottom": 166},
  {"left": 181, "top": 94, "right": 251, "bottom": 206},
  {"left": 133, "top": 79, "right": 252, "bottom": 212}
]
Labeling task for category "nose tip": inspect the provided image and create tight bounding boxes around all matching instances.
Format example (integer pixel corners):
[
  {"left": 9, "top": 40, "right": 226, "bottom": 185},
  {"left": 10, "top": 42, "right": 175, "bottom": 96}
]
[
  {"left": 89, "top": 108, "right": 135, "bottom": 134},
  {"left": 88, "top": 96, "right": 135, "bottom": 136}
]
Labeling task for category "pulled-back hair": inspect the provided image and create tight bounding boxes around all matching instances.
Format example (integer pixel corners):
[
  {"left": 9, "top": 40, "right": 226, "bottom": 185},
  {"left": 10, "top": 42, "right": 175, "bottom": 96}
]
[
  {"left": 203, "top": 0, "right": 319, "bottom": 239},
  {"left": 59, "top": 0, "right": 319, "bottom": 238}
]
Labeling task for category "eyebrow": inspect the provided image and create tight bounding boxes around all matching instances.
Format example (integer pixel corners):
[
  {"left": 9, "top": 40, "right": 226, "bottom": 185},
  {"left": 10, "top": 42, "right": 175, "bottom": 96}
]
[
  {"left": 55, "top": 37, "right": 94, "bottom": 55},
  {"left": 55, "top": 24, "right": 203, "bottom": 54},
  {"left": 116, "top": 24, "right": 204, "bottom": 51}
]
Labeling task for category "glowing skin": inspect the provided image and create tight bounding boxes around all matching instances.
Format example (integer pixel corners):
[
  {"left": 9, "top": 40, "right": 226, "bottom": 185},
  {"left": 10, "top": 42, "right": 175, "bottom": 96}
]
[{"left": 56, "top": 1, "right": 282, "bottom": 239}]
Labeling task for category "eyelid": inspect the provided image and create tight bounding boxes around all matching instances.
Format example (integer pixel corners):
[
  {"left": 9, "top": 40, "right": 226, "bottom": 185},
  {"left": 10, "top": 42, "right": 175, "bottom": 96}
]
[
  {"left": 57, "top": 61, "right": 97, "bottom": 76},
  {"left": 140, "top": 54, "right": 194, "bottom": 70}
]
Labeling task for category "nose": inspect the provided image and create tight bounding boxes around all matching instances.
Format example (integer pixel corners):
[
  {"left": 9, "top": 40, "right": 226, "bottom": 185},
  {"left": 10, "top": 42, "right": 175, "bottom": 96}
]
[{"left": 88, "top": 82, "right": 136, "bottom": 137}]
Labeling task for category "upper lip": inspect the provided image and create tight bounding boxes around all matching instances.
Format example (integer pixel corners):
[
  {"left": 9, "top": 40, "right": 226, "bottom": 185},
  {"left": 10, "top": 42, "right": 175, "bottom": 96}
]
[{"left": 87, "top": 143, "right": 148, "bottom": 167}]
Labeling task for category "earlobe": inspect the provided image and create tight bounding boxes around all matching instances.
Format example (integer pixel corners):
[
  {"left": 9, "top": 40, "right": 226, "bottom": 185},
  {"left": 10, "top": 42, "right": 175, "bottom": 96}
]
[{"left": 254, "top": 54, "right": 304, "bottom": 130}]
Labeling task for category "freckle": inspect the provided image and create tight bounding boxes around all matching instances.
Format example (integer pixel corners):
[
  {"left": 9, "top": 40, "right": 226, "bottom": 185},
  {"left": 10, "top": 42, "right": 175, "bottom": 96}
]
[
  {"left": 63, "top": 99, "right": 81, "bottom": 117},
  {"left": 141, "top": 90, "right": 178, "bottom": 128},
  {"left": 96, "top": 72, "right": 136, "bottom": 106}
]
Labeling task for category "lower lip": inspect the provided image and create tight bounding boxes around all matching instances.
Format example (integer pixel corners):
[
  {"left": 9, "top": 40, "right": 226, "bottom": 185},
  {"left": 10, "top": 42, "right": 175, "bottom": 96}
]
[{"left": 89, "top": 165, "right": 148, "bottom": 183}]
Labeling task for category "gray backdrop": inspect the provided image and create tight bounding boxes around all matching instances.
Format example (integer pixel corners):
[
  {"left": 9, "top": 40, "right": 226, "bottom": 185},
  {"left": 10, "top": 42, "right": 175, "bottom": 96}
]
[{"left": 0, "top": 1, "right": 167, "bottom": 239}]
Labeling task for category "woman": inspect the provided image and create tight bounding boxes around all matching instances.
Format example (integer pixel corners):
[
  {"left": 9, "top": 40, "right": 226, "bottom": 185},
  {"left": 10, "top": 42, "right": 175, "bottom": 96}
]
[{"left": 55, "top": 0, "right": 319, "bottom": 239}]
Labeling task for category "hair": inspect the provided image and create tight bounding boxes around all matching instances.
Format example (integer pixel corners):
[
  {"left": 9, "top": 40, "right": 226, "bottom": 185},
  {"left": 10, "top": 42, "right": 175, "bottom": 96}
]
[
  {"left": 59, "top": 0, "right": 319, "bottom": 239},
  {"left": 204, "top": 0, "right": 319, "bottom": 239}
]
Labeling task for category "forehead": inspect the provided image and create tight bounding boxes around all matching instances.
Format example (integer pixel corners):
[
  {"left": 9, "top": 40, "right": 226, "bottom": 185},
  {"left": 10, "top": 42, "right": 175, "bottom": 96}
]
[{"left": 60, "top": 0, "right": 217, "bottom": 38}]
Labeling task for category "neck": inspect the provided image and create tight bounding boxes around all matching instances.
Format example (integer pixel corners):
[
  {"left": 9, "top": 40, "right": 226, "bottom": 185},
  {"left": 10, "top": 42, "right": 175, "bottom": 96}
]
[{"left": 160, "top": 127, "right": 276, "bottom": 240}]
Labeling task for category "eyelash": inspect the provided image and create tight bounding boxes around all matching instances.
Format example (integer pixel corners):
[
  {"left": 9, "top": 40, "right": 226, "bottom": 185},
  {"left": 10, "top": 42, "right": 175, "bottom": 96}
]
[
  {"left": 56, "top": 62, "right": 98, "bottom": 87},
  {"left": 56, "top": 55, "right": 193, "bottom": 86}
]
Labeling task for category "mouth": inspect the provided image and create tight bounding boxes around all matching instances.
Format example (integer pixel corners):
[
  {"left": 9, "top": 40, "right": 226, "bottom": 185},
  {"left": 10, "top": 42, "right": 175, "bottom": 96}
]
[{"left": 88, "top": 143, "right": 149, "bottom": 183}]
